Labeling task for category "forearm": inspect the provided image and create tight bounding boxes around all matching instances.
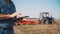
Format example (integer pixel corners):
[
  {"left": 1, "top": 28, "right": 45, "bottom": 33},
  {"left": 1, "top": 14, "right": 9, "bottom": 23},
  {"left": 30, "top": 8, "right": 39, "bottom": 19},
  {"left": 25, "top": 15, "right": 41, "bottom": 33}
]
[{"left": 0, "top": 14, "right": 13, "bottom": 20}]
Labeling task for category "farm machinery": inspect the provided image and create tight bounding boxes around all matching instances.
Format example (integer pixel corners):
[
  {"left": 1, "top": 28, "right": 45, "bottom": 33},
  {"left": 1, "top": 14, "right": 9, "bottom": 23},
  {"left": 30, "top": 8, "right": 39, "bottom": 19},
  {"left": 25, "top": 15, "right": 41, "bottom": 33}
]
[
  {"left": 39, "top": 12, "right": 54, "bottom": 24},
  {"left": 15, "top": 16, "right": 35, "bottom": 25},
  {"left": 15, "top": 12, "right": 55, "bottom": 25}
]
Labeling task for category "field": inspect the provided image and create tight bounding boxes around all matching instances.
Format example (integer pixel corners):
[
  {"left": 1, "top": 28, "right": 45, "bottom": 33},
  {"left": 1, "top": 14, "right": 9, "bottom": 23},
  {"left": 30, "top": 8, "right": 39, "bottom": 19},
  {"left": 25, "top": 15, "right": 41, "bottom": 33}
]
[{"left": 14, "top": 19, "right": 60, "bottom": 34}]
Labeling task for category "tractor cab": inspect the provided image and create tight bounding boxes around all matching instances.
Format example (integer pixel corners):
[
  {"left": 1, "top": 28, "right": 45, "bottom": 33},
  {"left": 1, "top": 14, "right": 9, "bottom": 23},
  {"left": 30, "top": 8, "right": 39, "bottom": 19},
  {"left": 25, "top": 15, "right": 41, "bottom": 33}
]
[{"left": 39, "top": 12, "right": 54, "bottom": 24}]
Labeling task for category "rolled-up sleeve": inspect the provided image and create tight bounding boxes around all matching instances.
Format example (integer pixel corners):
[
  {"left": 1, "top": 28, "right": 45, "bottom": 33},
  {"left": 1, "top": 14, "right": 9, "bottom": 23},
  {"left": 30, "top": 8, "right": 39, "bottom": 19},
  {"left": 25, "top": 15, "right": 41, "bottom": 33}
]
[
  {"left": 11, "top": 3, "right": 16, "bottom": 12},
  {"left": 10, "top": 1, "right": 16, "bottom": 13}
]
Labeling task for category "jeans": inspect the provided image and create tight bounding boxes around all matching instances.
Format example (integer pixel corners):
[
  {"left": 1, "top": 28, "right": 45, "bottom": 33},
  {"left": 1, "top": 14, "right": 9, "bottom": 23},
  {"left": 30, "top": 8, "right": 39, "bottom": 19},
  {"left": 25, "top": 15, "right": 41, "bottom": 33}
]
[{"left": 0, "top": 23, "right": 14, "bottom": 34}]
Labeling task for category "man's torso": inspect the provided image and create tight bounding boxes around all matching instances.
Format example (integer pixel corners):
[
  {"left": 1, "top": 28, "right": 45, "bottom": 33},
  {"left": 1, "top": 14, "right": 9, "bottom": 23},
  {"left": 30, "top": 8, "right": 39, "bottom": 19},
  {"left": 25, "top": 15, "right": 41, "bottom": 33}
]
[{"left": 0, "top": 0, "right": 16, "bottom": 26}]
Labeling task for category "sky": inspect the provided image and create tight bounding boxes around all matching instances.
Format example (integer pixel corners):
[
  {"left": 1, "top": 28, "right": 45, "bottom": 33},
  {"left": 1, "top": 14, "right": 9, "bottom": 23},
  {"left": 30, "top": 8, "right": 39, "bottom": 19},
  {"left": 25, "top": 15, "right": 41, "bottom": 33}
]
[{"left": 12, "top": 0, "right": 60, "bottom": 19}]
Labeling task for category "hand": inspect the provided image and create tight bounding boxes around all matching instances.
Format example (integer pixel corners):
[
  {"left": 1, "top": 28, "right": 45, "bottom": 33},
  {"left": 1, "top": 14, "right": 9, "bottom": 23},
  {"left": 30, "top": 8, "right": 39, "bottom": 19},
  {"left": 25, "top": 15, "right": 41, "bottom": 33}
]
[
  {"left": 9, "top": 12, "right": 22, "bottom": 18},
  {"left": 10, "top": 12, "right": 21, "bottom": 18}
]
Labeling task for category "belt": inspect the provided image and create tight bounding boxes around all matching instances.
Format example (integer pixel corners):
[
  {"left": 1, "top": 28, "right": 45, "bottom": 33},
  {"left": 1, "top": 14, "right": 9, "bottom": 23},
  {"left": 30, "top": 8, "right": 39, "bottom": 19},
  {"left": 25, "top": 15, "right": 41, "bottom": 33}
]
[
  {"left": 0, "top": 26, "right": 13, "bottom": 30},
  {"left": 3, "top": 26, "right": 13, "bottom": 30}
]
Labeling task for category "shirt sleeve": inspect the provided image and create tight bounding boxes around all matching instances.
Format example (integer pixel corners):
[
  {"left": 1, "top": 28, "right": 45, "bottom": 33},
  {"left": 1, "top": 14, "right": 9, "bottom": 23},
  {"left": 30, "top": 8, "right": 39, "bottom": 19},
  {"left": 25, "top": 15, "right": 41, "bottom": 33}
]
[
  {"left": 10, "top": 1, "right": 17, "bottom": 21},
  {"left": 11, "top": 1, "right": 16, "bottom": 13}
]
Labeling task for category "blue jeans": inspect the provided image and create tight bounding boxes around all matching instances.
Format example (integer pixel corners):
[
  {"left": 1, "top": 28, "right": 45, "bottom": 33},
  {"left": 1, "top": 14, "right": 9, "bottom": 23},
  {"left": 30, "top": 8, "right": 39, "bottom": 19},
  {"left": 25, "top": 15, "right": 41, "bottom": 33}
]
[{"left": 0, "top": 23, "right": 14, "bottom": 34}]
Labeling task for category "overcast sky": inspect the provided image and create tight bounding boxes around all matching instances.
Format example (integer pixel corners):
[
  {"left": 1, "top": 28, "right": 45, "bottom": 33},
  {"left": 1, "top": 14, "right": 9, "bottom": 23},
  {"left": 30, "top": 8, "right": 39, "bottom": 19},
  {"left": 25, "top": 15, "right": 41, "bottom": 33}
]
[{"left": 12, "top": 0, "right": 60, "bottom": 19}]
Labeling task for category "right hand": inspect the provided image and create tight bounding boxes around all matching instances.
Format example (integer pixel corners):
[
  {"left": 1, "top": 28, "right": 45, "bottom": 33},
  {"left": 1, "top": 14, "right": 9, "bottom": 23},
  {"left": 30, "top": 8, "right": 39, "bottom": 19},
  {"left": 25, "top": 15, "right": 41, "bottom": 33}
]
[
  {"left": 10, "top": 12, "right": 21, "bottom": 18},
  {"left": 11, "top": 12, "right": 17, "bottom": 17}
]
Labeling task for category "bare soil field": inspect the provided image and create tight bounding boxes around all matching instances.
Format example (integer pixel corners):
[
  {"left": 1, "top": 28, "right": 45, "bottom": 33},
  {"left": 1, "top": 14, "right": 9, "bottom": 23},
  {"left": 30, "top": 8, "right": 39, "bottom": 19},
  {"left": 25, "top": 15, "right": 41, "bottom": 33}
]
[{"left": 14, "top": 24, "right": 60, "bottom": 34}]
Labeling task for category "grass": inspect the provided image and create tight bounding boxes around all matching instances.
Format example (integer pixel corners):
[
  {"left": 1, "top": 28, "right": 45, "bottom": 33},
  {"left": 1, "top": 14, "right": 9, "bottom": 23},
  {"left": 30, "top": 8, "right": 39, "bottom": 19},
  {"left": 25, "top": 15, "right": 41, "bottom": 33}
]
[{"left": 14, "top": 25, "right": 60, "bottom": 34}]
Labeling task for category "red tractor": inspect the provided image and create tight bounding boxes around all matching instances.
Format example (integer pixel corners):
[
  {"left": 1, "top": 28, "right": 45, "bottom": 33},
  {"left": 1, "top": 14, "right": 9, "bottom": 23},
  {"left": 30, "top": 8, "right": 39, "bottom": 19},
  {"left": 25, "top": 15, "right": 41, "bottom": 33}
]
[{"left": 15, "top": 16, "right": 36, "bottom": 25}]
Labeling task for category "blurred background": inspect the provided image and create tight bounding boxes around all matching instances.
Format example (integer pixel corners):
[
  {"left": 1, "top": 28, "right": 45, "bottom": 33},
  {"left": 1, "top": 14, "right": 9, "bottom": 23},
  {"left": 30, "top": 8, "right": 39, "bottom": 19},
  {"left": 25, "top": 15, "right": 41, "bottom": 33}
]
[{"left": 12, "top": 0, "right": 60, "bottom": 19}]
